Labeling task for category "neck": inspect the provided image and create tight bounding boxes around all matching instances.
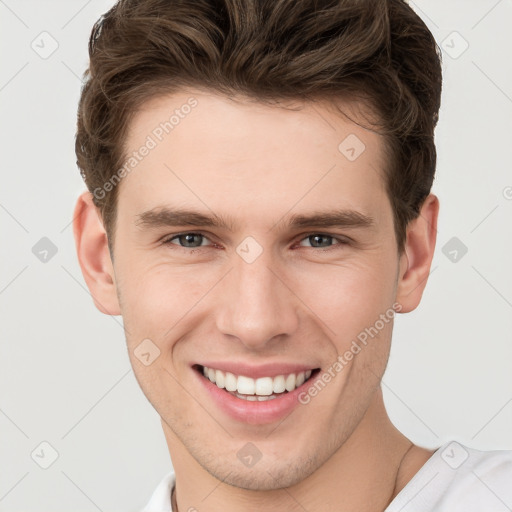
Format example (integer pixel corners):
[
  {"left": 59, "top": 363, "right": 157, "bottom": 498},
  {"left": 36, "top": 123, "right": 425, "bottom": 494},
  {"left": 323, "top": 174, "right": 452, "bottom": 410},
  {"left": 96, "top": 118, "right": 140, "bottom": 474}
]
[{"left": 164, "top": 389, "right": 428, "bottom": 512}]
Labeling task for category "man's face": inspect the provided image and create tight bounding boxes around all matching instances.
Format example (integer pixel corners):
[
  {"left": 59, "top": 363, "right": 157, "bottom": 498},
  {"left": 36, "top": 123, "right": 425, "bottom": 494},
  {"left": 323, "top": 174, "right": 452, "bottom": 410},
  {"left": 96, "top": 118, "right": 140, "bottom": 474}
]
[{"left": 112, "top": 90, "right": 403, "bottom": 489}]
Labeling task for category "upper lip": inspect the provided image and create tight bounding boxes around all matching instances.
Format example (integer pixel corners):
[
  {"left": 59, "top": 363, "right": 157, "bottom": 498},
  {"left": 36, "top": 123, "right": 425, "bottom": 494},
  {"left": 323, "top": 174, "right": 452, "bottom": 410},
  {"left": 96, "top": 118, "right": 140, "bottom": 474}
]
[{"left": 195, "top": 362, "right": 318, "bottom": 379}]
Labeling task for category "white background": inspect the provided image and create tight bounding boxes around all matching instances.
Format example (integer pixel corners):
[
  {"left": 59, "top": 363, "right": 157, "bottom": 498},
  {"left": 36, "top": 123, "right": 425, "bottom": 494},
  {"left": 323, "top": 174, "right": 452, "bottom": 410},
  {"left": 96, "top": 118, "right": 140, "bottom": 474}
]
[{"left": 0, "top": 0, "right": 511, "bottom": 510}]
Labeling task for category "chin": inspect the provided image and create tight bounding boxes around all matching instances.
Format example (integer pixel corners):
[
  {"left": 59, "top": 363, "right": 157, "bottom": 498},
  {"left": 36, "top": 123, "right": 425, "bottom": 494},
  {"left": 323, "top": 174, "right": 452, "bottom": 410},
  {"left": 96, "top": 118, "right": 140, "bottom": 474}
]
[{"left": 201, "top": 450, "right": 323, "bottom": 491}]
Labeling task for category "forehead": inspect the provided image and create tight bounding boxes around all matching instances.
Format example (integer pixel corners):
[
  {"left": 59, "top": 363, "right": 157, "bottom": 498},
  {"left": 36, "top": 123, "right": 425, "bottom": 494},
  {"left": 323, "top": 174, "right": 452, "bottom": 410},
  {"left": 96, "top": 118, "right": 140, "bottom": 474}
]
[{"left": 118, "top": 89, "right": 390, "bottom": 228}]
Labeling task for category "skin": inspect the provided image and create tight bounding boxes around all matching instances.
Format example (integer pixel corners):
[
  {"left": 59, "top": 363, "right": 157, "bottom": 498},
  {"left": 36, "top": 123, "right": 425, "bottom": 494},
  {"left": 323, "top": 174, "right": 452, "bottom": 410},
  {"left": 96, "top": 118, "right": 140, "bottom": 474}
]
[{"left": 74, "top": 89, "right": 439, "bottom": 512}]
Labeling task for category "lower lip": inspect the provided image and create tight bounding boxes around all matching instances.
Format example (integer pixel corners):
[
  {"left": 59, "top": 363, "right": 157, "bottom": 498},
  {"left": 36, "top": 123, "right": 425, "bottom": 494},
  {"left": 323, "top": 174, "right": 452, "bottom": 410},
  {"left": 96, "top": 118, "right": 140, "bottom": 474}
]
[{"left": 194, "top": 368, "right": 319, "bottom": 425}]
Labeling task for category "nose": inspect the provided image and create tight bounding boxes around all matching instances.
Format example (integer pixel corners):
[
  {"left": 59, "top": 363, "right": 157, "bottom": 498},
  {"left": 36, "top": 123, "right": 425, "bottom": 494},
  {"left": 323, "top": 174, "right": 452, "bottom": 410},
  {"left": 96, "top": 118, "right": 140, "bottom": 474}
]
[{"left": 215, "top": 248, "right": 299, "bottom": 351}]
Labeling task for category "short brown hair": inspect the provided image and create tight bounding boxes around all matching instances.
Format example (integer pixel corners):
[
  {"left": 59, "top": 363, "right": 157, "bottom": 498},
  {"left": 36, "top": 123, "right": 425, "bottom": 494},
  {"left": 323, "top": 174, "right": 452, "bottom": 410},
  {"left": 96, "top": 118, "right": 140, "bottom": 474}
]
[{"left": 75, "top": 0, "right": 442, "bottom": 255}]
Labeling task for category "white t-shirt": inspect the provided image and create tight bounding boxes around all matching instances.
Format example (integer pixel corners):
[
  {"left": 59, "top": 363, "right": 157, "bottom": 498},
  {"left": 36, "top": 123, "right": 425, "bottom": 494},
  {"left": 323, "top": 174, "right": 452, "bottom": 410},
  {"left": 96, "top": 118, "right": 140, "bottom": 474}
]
[{"left": 141, "top": 441, "right": 512, "bottom": 512}]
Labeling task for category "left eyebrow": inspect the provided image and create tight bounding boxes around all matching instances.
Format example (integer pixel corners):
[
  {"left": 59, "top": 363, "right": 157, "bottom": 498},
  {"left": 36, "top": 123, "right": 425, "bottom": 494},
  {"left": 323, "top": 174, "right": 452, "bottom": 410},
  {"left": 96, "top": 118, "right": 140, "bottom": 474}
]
[
  {"left": 285, "top": 209, "right": 376, "bottom": 231},
  {"left": 135, "top": 206, "right": 376, "bottom": 232}
]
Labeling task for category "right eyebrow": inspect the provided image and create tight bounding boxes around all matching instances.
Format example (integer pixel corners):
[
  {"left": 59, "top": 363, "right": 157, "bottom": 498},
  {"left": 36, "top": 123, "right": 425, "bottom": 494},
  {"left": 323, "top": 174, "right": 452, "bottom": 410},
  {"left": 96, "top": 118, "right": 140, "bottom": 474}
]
[{"left": 135, "top": 207, "right": 236, "bottom": 231}]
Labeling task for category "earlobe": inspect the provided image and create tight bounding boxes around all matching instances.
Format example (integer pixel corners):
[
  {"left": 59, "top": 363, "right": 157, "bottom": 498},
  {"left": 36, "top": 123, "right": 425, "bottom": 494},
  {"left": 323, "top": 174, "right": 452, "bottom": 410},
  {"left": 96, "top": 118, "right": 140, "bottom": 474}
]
[
  {"left": 395, "top": 194, "right": 439, "bottom": 313},
  {"left": 72, "top": 191, "right": 121, "bottom": 315}
]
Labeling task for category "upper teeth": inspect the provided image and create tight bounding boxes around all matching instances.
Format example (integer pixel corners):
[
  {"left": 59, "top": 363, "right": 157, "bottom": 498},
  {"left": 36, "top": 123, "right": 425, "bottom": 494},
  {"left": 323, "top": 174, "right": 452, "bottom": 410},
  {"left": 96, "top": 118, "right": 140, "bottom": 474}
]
[{"left": 202, "top": 366, "right": 313, "bottom": 396}]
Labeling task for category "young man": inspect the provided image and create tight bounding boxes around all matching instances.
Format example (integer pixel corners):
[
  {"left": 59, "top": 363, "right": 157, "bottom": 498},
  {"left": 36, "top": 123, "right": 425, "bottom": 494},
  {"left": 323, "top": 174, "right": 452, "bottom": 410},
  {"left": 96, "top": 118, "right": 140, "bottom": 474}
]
[{"left": 72, "top": 0, "right": 512, "bottom": 510}]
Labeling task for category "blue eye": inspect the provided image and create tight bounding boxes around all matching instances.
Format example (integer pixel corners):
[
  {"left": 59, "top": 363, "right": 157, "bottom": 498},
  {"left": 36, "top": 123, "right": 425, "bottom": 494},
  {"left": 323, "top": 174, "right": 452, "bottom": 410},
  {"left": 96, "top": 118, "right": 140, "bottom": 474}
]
[
  {"left": 299, "top": 234, "right": 346, "bottom": 249},
  {"left": 164, "top": 233, "right": 210, "bottom": 248},
  {"left": 163, "top": 233, "right": 211, "bottom": 248},
  {"left": 161, "top": 232, "right": 349, "bottom": 253}
]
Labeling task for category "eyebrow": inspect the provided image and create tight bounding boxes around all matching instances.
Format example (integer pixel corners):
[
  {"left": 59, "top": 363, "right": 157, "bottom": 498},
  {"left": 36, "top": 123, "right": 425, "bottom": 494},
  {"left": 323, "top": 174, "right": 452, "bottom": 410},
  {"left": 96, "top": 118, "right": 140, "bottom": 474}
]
[{"left": 135, "top": 207, "right": 376, "bottom": 232}]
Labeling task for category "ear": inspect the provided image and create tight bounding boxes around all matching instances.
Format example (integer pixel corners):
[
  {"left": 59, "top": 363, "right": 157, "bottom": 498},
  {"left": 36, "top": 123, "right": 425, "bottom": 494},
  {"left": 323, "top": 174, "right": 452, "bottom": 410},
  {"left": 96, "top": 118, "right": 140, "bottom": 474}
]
[
  {"left": 395, "top": 193, "right": 439, "bottom": 313},
  {"left": 72, "top": 191, "right": 121, "bottom": 315}
]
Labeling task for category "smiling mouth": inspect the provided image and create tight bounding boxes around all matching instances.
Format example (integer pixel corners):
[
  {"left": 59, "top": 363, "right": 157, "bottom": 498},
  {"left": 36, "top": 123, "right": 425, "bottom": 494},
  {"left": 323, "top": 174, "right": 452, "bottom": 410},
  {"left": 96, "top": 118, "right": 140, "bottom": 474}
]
[{"left": 194, "top": 364, "right": 320, "bottom": 401}]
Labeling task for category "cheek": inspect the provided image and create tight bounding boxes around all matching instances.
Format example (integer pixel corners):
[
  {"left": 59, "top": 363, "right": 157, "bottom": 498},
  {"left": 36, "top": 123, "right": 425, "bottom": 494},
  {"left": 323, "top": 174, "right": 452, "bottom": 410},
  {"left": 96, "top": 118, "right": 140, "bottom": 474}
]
[
  {"left": 296, "top": 257, "right": 396, "bottom": 331},
  {"left": 294, "top": 257, "right": 397, "bottom": 381},
  {"left": 116, "top": 260, "right": 217, "bottom": 341}
]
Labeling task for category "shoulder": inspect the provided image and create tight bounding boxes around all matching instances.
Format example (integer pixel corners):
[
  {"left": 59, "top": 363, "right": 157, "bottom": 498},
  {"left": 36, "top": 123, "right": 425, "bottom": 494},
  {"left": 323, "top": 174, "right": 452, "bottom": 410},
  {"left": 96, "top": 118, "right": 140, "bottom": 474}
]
[
  {"left": 465, "top": 442, "right": 512, "bottom": 476},
  {"left": 439, "top": 442, "right": 512, "bottom": 509},
  {"left": 140, "top": 471, "right": 175, "bottom": 512},
  {"left": 387, "top": 441, "right": 512, "bottom": 512}
]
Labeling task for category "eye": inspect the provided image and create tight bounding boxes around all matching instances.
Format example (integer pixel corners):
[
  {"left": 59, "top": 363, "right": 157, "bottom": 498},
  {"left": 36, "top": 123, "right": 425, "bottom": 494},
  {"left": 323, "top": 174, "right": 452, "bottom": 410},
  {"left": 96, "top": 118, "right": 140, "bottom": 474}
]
[
  {"left": 162, "top": 232, "right": 213, "bottom": 250},
  {"left": 160, "top": 231, "right": 349, "bottom": 253},
  {"left": 297, "top": 233, "right": 349, "bottom": 250}
]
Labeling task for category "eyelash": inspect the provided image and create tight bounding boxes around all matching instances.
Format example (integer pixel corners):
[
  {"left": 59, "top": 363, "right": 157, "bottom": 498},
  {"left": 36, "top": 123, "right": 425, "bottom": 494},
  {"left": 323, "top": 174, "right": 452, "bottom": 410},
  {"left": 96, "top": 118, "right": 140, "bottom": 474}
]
[{"left": 160, "top": 232, "right": 350, "bottom": 253}]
